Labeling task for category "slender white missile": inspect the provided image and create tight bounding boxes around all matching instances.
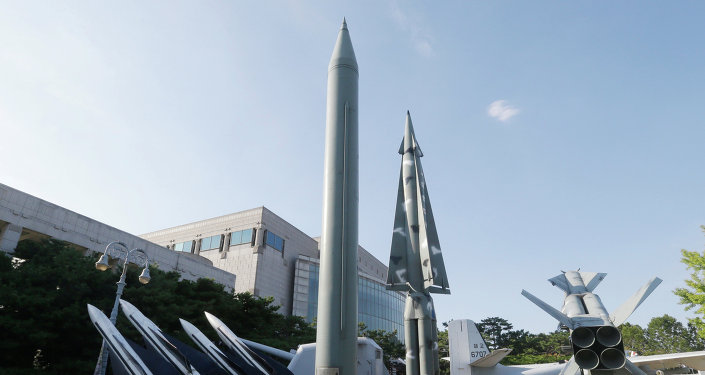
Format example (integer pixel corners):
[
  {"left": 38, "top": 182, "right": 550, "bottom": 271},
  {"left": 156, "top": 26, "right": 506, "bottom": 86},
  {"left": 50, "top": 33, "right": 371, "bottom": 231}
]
[
  {"left": 179, "top": 318, "right": 242, "bottom": 375},
  {"left": 204, "top": 311, "right": 274, "bottom": 375},
  {"left": 87, "top": 304, "right": 154, "bottom": 375},
  {"left": 316, "top": 18, "right": 359, "bottom": 375},
  {"left": 119, "top": 300, "right": 200, "bottom": 375}
]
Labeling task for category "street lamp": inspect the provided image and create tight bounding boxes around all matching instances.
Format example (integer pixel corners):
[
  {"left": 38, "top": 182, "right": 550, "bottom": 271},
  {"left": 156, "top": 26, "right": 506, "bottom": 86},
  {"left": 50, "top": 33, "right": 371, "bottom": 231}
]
[{"left": 93, "top": 241, "right": 151, "bottom": 375}]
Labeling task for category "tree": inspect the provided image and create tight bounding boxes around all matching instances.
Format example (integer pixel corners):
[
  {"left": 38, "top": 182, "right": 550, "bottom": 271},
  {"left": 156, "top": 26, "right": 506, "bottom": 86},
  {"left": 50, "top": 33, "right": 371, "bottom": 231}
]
[
  {"left": 621, "top": 322, "right": 649, "bottom": 354},
  {"left": 358, "top": 322, "right": 406, "bottom": 371},
  {"left": 0, "top": 239, "right": 315, "bottom": 374},
  {"left": 477, "top": 317, "right": 514, "bottom": 350},
  {"left": 674, "top": 226, "right": 705, "bottom": 338}
]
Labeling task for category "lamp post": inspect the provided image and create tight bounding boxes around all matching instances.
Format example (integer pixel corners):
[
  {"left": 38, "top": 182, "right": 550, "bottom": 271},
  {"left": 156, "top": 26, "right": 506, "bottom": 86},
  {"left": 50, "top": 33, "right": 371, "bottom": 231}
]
[{"left": 93, "top": 241, "right": 151, "bottom": 375}]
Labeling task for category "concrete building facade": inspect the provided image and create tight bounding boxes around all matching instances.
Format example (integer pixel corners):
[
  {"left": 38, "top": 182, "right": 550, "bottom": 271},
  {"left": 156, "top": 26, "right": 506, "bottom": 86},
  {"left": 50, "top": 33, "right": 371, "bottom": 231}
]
[
  {"left": 0, "top": 183, "right": 236, "bottom": 289},
  {"left": 0, "top": 183, "right": 404, "bottom": 337}
]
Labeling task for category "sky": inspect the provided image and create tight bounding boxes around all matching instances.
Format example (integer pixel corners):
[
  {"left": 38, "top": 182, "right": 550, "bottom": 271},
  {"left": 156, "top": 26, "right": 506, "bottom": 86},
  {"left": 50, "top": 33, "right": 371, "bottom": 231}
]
[{"left": 1, "top": 1, "right": 704, "bottom": 334}]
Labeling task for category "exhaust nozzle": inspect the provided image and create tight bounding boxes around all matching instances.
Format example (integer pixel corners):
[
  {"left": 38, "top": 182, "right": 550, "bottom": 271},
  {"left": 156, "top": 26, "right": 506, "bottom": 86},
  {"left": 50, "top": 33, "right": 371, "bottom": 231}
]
[
  {"left": 600, "top": 347, "right": 626, "bottom": 369},
  {"left": 596, "top": 325, "right": 621, "bottom": 347},
  {"left": 571, "top": 327, "right": 595, "bottom": 348},
  {"left": 575, "top": 349, "right": 599, "bottom": 370}
]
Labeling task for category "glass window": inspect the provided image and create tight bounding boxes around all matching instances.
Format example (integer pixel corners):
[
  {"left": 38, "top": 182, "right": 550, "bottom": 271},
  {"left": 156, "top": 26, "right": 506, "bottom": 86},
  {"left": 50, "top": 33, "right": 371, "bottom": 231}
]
[
  {"left": 266, "top": 231, "right": 284, "bottom": 251},
  {"left": 230, "top": 231, "right": 242, "bottom": 245},
  {"left": 242, "top": 229, "right": 253, "bottom": 244},
  {"left": 174, "top": 240, "right": 193, "bottom": 253}
]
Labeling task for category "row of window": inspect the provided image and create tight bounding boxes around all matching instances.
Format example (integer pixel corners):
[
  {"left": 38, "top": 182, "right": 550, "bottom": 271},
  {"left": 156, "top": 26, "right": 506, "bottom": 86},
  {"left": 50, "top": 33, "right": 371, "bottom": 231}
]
[
  {"left": 174, "top": 240, "right": 193, "bottom": 253},
  {"left": 200, "top": 234, "right": 222, "bottom": 251},
  {"left": 170, "top": 228, "right": 273, "bottom": 253}
]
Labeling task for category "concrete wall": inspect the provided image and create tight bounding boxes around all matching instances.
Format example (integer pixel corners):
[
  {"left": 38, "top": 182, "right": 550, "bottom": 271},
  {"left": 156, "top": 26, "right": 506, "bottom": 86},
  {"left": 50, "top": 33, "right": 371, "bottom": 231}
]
[{"left": 0, "top": 183, "right": 236, "bottom": 290}]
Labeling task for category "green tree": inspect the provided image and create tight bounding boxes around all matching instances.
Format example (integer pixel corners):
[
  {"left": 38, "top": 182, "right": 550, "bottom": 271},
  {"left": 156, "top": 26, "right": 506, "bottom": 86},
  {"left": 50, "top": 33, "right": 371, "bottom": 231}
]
[
  {"left": 477, "top": 317, "right": 514, "bottom": 350},
  {"left": 675, "top": 226, "right": 705, "bottom": 339},
  {"left": 0, "top": 239, "right": 315, "bottom": 374},
  {"left": 358, "top": 322, "right": 406, "bottom": 371},
  {"left": 621, "top": 322, "right": 649, "bottom": 354}
]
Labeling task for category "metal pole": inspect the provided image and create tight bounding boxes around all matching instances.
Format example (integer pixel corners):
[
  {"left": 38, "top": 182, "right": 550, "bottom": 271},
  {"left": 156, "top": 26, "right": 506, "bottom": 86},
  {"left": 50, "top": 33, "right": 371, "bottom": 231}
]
[{"left": 93, "top": 246, "right": 150, "bottom": 375}]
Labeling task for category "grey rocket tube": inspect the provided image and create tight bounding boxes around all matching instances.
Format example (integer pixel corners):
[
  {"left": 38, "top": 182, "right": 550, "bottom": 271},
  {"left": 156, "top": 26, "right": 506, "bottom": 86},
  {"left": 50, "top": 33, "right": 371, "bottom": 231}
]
[{"left": 315, "top": 19, "right": 359, "bottom": 375}]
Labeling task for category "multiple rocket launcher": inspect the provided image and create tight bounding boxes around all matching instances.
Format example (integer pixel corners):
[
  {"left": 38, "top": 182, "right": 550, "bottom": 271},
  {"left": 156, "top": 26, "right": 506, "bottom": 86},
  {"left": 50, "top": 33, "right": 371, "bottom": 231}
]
[{"left": 522, "top": 271, "right": 662, "bottom": 375}]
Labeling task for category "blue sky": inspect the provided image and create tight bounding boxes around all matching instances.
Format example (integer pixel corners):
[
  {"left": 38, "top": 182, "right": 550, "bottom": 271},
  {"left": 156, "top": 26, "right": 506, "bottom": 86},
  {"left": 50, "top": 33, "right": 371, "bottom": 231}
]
[{"left": 1, "top": 1, "right": 704, "bottom": 334}]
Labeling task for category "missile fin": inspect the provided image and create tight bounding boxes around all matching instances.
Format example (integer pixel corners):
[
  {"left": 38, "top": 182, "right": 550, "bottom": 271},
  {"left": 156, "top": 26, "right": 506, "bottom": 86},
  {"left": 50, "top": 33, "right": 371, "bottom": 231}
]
[
  {"left": 548, "top": 274, "right": 569, "bottom": 293},
  {"left": 387, "top": 167, "right": 410, "bottom": 291},
  {"left": 580, "top": 272, "right": 607, "bottom": 292},
  {"left": 204, "top": 311, "right": 273, "bottom": 375},
  {"left": 610, "top": 277, "right": 662, "bottom": 327},
  {"left": 415, "top": 153, "right": 448, "bottom": 292},
  {"left": 521, "top": 290, "right": 574, "bottom": 329},
  {"left": 558, "top": 358, "right": 580, "bottom": 375},
  {"left": 87, "top": 304, "right": 154, "bottom": 375},
  {"left": 624, "top": 358, "right": 648, "bottom": 375}
]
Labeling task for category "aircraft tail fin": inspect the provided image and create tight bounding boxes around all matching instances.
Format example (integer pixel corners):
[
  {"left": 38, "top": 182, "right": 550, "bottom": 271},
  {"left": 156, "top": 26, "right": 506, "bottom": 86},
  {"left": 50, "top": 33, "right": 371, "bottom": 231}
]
[
  {"left": 610, "top": 277, "right": 662, "bottom": 327},
  {"left": 448, "top": 320, "right": 511, "bottom": 374}
]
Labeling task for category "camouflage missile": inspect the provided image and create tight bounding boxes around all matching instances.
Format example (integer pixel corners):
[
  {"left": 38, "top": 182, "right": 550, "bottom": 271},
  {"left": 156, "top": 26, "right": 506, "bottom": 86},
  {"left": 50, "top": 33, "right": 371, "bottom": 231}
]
[
  {"left": 386, "top": 112, "right": 449, "bottom": 375},
  {"left": 119, "top": 299, "right": 200, "bottom": 375},
  {"left": 87, "top": 304, "right": 154, "bottom": 375},
  {"left": 522, "top": 270, "right": 661, "bottom": 374}
]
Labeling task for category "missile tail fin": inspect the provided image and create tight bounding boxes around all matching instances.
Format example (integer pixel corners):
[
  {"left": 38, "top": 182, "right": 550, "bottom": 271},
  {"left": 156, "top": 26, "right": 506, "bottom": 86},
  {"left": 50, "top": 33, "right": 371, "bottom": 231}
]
[
  {"left": 580, "top": 272, "right": 607, "bottom": 292},
  {"left": 415, "top": 154, "right": 449, "bottom": 293},
  {"left": 387, "top": 168, "right": 410, "bottom": 291},
  {"left": 610, "top": 277, "right": 662, "bottom": 327},
  {"left": 521, "top": 290, "right": 574, "bottom": 329}
]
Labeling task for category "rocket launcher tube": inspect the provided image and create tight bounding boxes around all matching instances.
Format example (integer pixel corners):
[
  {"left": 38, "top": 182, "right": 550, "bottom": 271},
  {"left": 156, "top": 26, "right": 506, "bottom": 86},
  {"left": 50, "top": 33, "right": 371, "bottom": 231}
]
[
  {"left": 600, "top": 348, "right": 626, "bottom": 369},
  {"left": 596, "top": 326, "right": 621, "bottom": 347},
  {"left": 575, "top": 349, "right": 599, "bottom": 370},
  {"left": 571, "top": 327, "right": 595, "bottom": 348}
]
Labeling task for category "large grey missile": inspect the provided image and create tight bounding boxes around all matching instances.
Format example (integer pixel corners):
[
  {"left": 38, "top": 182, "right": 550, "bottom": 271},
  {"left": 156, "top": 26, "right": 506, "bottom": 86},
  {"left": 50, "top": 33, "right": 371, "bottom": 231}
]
[
  {"left": 204, "top": 311, "right": 274, "bottom": 375},
  {"left": 179, "top": 318, "right": 243, "bottom": 375},
  {"left": 87, "top": 304, "right": 154, "bottom": 375},
  {"left": 522, "top": 271, "right": 661, "bottom": 375},
  {"left": 387, "top": 112, "right": 449, "bottom": 375},
  {"left": 316, "top": 18, "right": 359, "bottom": 375},
  {"left": 119, "top": 300, "right": 200, "bottom": 375}
]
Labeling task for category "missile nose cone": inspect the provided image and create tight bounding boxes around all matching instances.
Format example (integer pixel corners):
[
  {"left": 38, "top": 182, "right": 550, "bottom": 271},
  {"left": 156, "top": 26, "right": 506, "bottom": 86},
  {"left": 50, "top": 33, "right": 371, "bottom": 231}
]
[
  {"left": 400, "top": 111, "right": 423, "bottom": 156},
  {"left": 329, "top": 19, "right": 358, "bottom": 73}
]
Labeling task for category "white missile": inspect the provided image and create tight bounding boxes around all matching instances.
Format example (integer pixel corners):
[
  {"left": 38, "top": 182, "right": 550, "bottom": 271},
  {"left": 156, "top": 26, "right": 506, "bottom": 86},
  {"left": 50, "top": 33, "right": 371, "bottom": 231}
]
[
  {"left": 87, "top": 304, "right": 154, "bottom": 375},
  {"left": 119, "top": 300, "right": 200, "bottom": 375},
  {"left": 316, "top": 18, "right": 359, "bottom": 375},
  {"left": 179, "top": 318, "right": 243, "bottom": 375},
  {"left": 204, "top": 311, "right": 273, "bottom": 375}
]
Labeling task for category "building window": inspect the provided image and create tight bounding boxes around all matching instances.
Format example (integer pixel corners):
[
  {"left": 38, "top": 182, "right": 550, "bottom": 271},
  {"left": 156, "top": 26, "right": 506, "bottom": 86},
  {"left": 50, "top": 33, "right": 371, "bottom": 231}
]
[
  {"left": 174, "top": 240, "right": 193, "bottom": 253},
  {"left": 229, "top": 228, "right": 255, "bottom": 247},
  {"left": 265, "top": 231, "right": 284, "bottom": 251},
  {"left": 200, "top": 234, "right": 222, "bottom": 251}
]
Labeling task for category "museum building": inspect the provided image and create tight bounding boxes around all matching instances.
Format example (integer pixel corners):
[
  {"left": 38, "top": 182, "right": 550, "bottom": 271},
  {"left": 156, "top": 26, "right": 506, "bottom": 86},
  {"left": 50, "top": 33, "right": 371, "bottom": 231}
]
[{"left": 0, "top": 182, "right": 405, "bottom": 338}]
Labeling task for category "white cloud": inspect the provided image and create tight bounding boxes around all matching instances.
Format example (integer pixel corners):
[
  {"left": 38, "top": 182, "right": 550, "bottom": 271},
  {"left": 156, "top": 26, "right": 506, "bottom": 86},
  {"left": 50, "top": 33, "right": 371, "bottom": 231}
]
[
  {"left": 488, "top": 100, "right": 520, "bottom": 122},
  {"left": 389, "top": 1, "right": 434, "bottom": 58}
]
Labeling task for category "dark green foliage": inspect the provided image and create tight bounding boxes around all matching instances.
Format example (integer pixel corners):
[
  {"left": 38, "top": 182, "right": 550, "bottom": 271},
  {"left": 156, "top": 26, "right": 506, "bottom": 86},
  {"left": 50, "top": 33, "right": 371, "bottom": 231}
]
[
  {"left": 674, "top": 226, "right": 705, "bottom": 340},
  {"left": 0, "top": 239, "right": 315, "bottom": 374},
  {"left": 358, "top": 322, "right": 405, "bottom": 370},
  {"left": 621, "top": 315, "right": 705, "bottom": 355}
]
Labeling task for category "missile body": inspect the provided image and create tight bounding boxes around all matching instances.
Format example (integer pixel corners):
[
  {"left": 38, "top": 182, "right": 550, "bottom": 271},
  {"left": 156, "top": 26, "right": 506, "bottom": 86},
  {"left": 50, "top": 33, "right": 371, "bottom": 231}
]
[
  {"left": 204, "top": 311, "right": 274, "bottom": 375},
  {"left": 119, "top": 300, "right": 199, "bottom": 375},
  {"left": 387, "top": 113, "right": 449, "bottom": 375},
  {"left": 179, "top": 318, "right": 243, "bottom": 375},
  {"left": 316, "top": 19, "right": 359, "bottom": 375},
  {"left": 87, "top": 304, "right": 154, "bottom": 375}
]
